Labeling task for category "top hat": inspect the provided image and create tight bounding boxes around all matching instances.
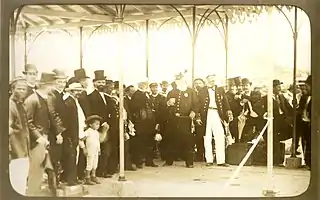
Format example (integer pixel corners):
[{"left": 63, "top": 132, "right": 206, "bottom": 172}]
[
  {"left": 74, "top": 69, "right": 90, "bottom": 80},
  {"left": 233, "top": 76, "right": 242, "bottom": 87},
  {"left": 273, "top": 79, "right": 283, "bottom": 87},
  {"left": 241, "top": 78, "right": 252, "bottom": 85},
  {"left": 39, "top": 72, "right": 56, "bottom": 84},
  {"left": 85, "top": 115, "right": 103, "bottom": 124},
  {"left": 22, "top": 64, "right": 38, "bottom": 74},
  {"left": 305, "top": 75, "right": 311, "bottom": 86},
  {"left": 52, "top": 69, "right": 68, "bottom": 79},
  {"left": 93, "top": 70, "right": 106, "bottom": 82}
]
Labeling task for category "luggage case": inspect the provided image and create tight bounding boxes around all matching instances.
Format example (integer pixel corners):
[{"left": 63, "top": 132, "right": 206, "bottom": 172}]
[
  {"left": 226, "top": 143, "right": 253, "bottom": 166},
  {"left": 252, "top": 142, "right": 285, "bottom": 165}
]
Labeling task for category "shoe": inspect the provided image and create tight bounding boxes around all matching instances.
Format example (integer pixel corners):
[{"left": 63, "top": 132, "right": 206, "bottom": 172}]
[
  {"left": 136, "top": 164, "right": 143, "bottom": 169},
  {"left": 206, "top": 163, "right": 214, "bottom": 166},
  {"left": 146, "top": 163, "right": 158, "bottom": 167},
  {"left": 84, "top": 178, "right": 96, "bottom": 185},
  {"left": 217, "top": 163, "right": 229, "bottom": 167},
  {"left": 162, "top": 163, "right": 173, "bottom": 167},
  {"left": 103, "top": 174, "right": 113, "bottom": 178},
  {"left": 91, "top": 177, "right": 101, "bottom": 184},
  {"left": 186, "top": 165, "right": 194, "bottom": 168}
]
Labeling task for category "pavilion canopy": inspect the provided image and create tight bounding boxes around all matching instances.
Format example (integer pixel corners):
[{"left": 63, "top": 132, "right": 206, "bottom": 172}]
[{"left": 14, "top": 5, "right": 294, "bottom": 33}]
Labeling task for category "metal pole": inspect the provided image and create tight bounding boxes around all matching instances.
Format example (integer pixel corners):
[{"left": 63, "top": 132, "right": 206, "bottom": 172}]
[
  {"left": 191, "top": 6, "right": 196, "bottom": 82},
  {"left": 24, "top": 29, "right": 27, "bottom": 66},
  {"left": 291, "top": 6, "right": 298, "bottom": 157},
  {"left": 145, "top": 20, "right": 149, "bottom": 79},
  {"left": 118, "top": 22, "right": 126, "bottom": 181},
  {"left": 10, "top": 17, "right": 16, "bottom": 79},
  {"left": 225, "top": 14, "right": 229, "bottom": 88},
  {"left": 80, "top": 27, "right": 83, "bottom": 69}
]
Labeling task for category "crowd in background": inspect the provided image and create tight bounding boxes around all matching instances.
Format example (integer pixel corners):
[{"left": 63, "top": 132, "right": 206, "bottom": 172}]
[{"left": 9, "top": 64, "right": 312, "bottom": 196}]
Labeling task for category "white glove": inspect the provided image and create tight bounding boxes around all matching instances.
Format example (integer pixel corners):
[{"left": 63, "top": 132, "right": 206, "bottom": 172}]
[{"left": 155, "top": 133, "right": 162, "bottom": 142}]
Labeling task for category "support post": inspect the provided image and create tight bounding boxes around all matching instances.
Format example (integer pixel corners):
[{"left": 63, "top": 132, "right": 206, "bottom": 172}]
[
  {"left": 263, "top": 8, "right": 276, "bottom": 197},
  {"left": 191, "top": 6, "right": 196, "bottom": 82},
  {"left": 145, "top": 20, "right": 149, "bottom": 79},
  {"left": 117, "top": 22, "right": 126, "bottom": 182},
  {"left": 225, "top": 14, "right": 229, "bottom": 88},
  {"left": 24, "top": 28, "right": 27, "bottom": 66},
  {"left": 80, "top": 27, "right": 83, "bottom": 69},
  {"left": 10, "top": 17, "right": 16, "bottom": 79}
]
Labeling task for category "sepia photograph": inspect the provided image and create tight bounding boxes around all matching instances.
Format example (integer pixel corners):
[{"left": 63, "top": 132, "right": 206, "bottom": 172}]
[{"left": 8, "top": 4, "right": 311, "bottom": 197}]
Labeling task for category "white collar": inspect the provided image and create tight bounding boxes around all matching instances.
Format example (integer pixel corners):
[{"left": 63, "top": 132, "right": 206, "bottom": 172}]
[
  {"left": 63, "top": 92, "right": 70, "bottom": 100},
  {"left": 151, "top": 93, "right": 158, "bottom": 97}
]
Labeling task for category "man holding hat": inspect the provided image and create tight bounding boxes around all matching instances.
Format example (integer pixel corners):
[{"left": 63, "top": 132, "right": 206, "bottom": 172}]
[
  {"left": 9, "top": 77, "right": 30, "bottom": 195},
  {"left": 297, "top": 75, "right": 311, "bottom": 170},
  {"left": 24, "top": 72, "right": 56, "bottom": 196},
  {"left": 61, "top": 78, "right": 88, "bottom": 185},
  {"left": 131, "top": 78, "right": 158, "bottom": 168},
  {"left": 47, "top": 69, "right": 68, "bottom": 187},
  {"left": 22, "top": 64, "right": 39, "bottom": 98}
]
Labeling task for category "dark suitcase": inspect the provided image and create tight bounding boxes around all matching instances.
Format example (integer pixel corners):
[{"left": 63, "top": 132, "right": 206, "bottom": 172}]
[
  {"left": 252, "top": 142, "right": 285, "bottom": 165},
  {"left": 226, "top": 143, "right": 253, "bottom": 166}
]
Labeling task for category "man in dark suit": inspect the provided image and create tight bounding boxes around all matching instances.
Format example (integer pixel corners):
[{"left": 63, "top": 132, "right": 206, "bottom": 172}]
[
  {"left": 297, "top": 75, "right": 311, "bottom": 170},
  {"left": 22, "top": 64, "right": 39, "bottom": 98},
  {"left": 196, "top": 74, "right": 232, "bottom": 167},
  {"left": 74, "top": 69, "right": 92, "bottom": 181},
  {"left": 88, "top": 70, "right": 114, "bottom": 178},
  {"left": 163, "top": 73, "right": 199, "bottom": 168},
  {"left": 131, "top": 79, "right": 158, "bottom": 168},
  {"left": 61, "top": 80, "right": 90, "bottom": 186},
  {"left": 261, "top": 79, "right": 293, "bottom": 166},
  {"left": 47, "top": 69, "right": 68, "bottom": 187}
]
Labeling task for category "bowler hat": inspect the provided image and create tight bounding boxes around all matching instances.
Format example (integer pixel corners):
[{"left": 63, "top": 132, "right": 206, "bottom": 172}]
[
  {"left": 52, "top": 68, "right": 68, "bottom": 79},
  {"left": 273, "top": 79, "right": 283, "bottom": 87},
  {"left": 241, "top": 78, "right": 251, "bottom": 85},
  {"left": 39, "top": 72, "right": 55, "bottom": 84},
  {"left": 305, "top": 75, "right": 311, "bottom": 86},
  {"left": 74, "top": 69, "right": 89, "bottom": 80},
  {"left": 93, "top": 70, "right": 106, "bottom": 82},
  {"left": 22, "top": 64, "right": 38, "bottom": 74},
  {"left": 233, "top": 77, "right": 242, "bottom": 87},
  {"left": 85, "top": 115, "right": 103, "bottom": 124}
]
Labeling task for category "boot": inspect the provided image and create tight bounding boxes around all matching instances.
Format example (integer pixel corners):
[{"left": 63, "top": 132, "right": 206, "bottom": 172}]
[
  {"left": 84, "top": 170, "right": 95, "bottom": 185},
  {"left": 91, "top": 170, "right": 101, "bottom": 184}
]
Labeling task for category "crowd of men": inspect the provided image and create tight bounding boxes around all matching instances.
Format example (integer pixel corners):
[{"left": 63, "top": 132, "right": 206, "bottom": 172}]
[{"left": 9, "top": 63, "right": 312, "bottom": 196}]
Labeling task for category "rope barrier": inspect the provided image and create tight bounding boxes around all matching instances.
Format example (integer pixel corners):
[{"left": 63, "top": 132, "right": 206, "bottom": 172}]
[{"left": 224, "top": 118, "right": 272, "bottom": 188}]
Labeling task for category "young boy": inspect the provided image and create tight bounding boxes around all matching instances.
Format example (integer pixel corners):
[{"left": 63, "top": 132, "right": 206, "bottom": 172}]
[{"left": 81, "top": 115, "right": 103, "bottom": 185}]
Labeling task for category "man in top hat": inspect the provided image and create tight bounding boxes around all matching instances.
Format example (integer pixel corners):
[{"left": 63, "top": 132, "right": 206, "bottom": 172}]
[
  {"left": 130, "top": 78, "right": 158, "bottom": 168},
  {"left": 23, "top": 64, "right": 39, "bottom": 98},
  {"left": 163, "top": 72, "right": 199, "bottom": 168},
  {"left": 61, "top": 79, "right": 89, "bottom": 185},
  {"left": 261, "top": 79, "right": 293, "bottom": 166},
  {"left": 196, "top": 74, "right": 232, "bottom": 167},
  {"left": 24, "top": 72, "right": 56, "bottom": 196},
  {"left": 74, "top": 69, "right": 90, "bottom": 89},
  {"left": 88, "top": 70, "right": 117, "bottom": 177},
  {"left": 9, "top": 77, "right": 30, "bottom": 195},
  {"left": 297, "top": 75, "right": 311, "bottom": 170},
  {"left": 47, "top": 69, "right": 68, "bottom": 187}
]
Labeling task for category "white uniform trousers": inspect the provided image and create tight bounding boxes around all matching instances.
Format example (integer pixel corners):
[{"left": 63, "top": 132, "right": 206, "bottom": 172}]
[
  {"left": 9, "top": 157, "right": 29, "bottom": 195},
  {"left": 204, "top": 109, "right": 226, "bottom": 164}
]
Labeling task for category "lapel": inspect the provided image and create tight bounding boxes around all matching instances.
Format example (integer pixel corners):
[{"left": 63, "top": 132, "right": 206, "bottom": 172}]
[{"left": 93, "top": 90, "right": 107, "bottom": 105}]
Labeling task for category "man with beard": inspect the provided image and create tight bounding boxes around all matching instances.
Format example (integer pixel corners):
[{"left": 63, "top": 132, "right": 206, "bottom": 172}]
[
  {"left": 9, "top": 77, "right": 30, "bottom": 195},
  {"left": 261, "top": 80, "right": 293, "bottom": 166},
  {"left": 22, "top": 64, "right": 39, "bottom": 98},
  {"left": 74, "top": 69, "right": 92, "bottom": 182},
  {"left": 24, "top": 73, "right": 56, "bottom": 196},
  {"left": 160, "top": 81, "right": 170, "bottom": 97},
  {"left": 88, "top": 70, "right": 114, "bottom": 178},
  {"left": 47, "top": 69, "right": 68, "bottom": 188},
  {"left": 131, "top": 79, "right": 158, "bottom": 168},
  {"left": 193, "top": 78, "right": 205, "bottom": 162},
  {"left": 297, "top": 76, "right": 311, "bottom": 170},
  {"left": 196, "top": 74, "right": 232, "bottom": 167},
  {"left": 62, "top": 80, "right": 89, "bottom": 185},
  {"left": 164, "top": 72, "right": 199, "bottom": 168}
]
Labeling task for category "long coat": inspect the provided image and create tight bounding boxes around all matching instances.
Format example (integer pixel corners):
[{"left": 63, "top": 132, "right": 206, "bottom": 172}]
[
  {"left": 78, "top": 91, "right": 91, "bottom": 118},
  {"left": 197, "top": 86, "right": 231, "bottom": 136},
  {"left": 9, "top": 96, "right": 30, "bottom": 160},
  {"left": 88, "top": 90, "right": 109, "bottom": 123}
]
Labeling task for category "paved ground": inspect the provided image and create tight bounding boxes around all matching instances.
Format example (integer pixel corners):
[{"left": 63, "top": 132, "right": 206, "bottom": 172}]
[{"left": 84, "top": 159, "right": 310, "bottom": 198}]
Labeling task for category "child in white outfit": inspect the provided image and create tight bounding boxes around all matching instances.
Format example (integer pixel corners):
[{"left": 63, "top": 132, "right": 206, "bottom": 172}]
[{"left": 81, "top": 115, "right": 102, "bottom": 185}]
